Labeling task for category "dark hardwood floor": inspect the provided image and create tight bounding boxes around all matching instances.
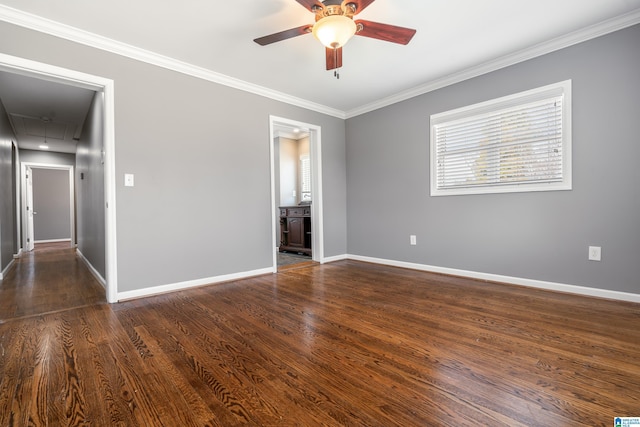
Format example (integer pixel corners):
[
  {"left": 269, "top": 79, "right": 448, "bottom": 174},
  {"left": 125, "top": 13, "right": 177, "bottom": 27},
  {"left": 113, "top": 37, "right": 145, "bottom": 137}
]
[
  {"left": 0, "top": 242, "right": 105, "bottom": 321},
  {"left": 1, "top": 245, "right": 639, "bottom": 426}
]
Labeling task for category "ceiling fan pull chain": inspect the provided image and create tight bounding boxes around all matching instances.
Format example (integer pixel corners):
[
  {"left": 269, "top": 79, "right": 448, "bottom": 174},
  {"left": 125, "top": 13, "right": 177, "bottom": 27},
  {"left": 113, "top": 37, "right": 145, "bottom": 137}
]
[{"left": 334, "top": 49, "right": 340, "bottom": 79}]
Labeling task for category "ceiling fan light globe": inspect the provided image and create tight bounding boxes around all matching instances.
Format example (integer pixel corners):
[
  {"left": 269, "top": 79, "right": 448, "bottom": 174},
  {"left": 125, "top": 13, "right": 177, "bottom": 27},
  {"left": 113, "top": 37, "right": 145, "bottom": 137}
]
[{"left": 312, "top": 15, "right": 357, "bottom": 49}]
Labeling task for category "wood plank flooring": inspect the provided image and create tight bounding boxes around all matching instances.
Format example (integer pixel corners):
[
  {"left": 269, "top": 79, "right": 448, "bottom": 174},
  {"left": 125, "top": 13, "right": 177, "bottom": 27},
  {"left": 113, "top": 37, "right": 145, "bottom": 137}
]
[
  {"left": 0, "top": 245, "right": 639, "bottom": 426},
  {"left": 0, "top": 242, "right": 106, "bottom": 321}
]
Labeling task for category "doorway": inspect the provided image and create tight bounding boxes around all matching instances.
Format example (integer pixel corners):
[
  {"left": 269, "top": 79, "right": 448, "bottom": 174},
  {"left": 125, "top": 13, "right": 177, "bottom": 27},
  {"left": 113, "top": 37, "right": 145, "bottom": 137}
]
[
  {"left": 21, "top": 163, "right": 75, "bottom": 251},
  {"left": 269, "top": 116, "right": 324, "bottom": 271},
  {"left": 0, "top": 53, "right": 118, "bottom": 303},
  {"left": 11, "top": 141, "right": 18, "bottom": 256}
]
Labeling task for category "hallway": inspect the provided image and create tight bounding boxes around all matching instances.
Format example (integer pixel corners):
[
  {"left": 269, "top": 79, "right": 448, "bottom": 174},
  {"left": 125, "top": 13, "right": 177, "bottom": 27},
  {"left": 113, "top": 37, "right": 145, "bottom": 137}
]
[{"left": 0, "top": 242, "right": 105, "bottom": 321}]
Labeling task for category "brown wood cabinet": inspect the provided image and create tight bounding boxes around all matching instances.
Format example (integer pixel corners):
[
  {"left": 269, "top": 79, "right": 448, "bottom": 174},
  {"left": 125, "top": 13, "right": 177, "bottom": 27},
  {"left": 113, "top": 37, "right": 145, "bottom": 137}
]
[{"left": 279, "top": 205, "right": 311, "bottom": 255}]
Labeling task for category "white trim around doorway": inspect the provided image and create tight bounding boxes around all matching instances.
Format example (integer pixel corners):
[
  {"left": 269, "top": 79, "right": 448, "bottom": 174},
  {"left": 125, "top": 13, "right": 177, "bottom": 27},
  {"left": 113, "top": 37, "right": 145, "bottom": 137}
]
[
  {"left": 269, "top": 115, "right": 325, "bottom": 271},
  {"left": 0, "top": 52, "right": 118, "bottom": 303}
]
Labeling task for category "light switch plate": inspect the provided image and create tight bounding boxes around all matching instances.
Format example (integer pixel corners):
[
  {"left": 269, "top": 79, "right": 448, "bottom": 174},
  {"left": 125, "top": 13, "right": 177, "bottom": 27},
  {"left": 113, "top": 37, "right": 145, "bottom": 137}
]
[{"left": 124, "top": 173, "right": 134, "bottom": 187}]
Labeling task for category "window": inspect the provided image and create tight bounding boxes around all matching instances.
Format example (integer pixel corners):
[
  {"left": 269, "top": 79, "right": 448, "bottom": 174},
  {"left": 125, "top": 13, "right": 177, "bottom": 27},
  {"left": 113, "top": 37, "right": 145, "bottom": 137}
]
[
  {"left": 300, "top": 154, "right": 311, "bottom": 202},
  {"left": 430, "top": 80, "right": 571, "bottom": 196}
]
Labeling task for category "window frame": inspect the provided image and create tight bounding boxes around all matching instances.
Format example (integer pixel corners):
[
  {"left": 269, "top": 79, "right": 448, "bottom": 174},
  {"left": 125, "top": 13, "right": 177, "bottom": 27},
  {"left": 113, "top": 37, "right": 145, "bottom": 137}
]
[
  {"left": 300, "top": 154, "right": 311, "bottom": 202},
  {"left": 430, "top": 80, "right": 572, "bottom": 196}
]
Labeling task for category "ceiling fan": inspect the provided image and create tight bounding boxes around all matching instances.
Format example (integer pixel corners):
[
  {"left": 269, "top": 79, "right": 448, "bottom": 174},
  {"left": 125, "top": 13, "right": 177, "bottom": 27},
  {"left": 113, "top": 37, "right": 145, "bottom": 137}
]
[{"left": 254, "top": 0, "right": 416, "bottom": 77}]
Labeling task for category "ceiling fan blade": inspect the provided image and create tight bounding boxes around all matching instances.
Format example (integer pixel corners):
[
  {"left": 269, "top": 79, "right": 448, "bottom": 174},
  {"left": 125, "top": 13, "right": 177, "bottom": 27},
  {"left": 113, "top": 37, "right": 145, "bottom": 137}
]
[
  {"left": 343, "top": 0, "right": 376, "bottom": 15},
  {"left": 326, "top": 47, "right": 343, "bottom": 70},
  {"left": 355, "top": 20, "right": 416, "bottom": 45},
  {"left": 296, "top": 0, "right": 325, "bottom": 12},
  {"left": 254, "top": 25, "right": 312, "bottom": 46}
]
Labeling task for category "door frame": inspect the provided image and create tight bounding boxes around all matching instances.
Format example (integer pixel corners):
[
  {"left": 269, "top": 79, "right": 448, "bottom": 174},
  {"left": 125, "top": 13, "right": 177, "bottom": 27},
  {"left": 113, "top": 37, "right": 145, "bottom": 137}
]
[
  {"left": 0, "top": 52, "right": 118, "bottom": 303},
  {"left": 24, "top": 164, "right": 34, "bottom": 252},
  {"left": 21, "top": 163, "right": 75, "bottom": 250},
  {"left": 269, "top": 115, "right": 325, "bottom": 271}
]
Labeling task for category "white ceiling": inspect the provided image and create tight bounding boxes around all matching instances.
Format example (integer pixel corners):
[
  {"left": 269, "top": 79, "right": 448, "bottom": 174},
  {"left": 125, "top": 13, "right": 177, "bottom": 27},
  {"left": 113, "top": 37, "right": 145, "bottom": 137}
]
[
  {"left": 1, "top": 0, "right": 639, "bottom": 152},
  {"left": 0, "top": 71, "right": 95, "bottom": 153}
]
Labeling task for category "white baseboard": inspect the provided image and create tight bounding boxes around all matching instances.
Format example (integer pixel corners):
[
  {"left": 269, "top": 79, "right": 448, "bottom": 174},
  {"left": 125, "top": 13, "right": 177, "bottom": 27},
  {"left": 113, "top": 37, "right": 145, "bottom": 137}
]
[
  {"left": 98, "top": 253, "right": 638, "bottom": 304},
  {"left": 76, "top": 249, "right": 107, "bottom": 288},
  {"left": 13, "top": 249, "right": 22, "bottom": 258},
  {"left": 321, "top": 253, "right": 348, "bottom": 264},
  {"left": 1, "top": 259, "right": 16, "bottom": 278},
  {"left": 0, "top": 258, "right": 16, "bottom": 280},
  {"left": 117, "top": 267, "right": 274, "bottom": 301},
  {"left": 345, "top": 254, "right": 640, "bottom": 303},
  {"left": 35, "top": 238, "right": 72, "bottom": 244}
]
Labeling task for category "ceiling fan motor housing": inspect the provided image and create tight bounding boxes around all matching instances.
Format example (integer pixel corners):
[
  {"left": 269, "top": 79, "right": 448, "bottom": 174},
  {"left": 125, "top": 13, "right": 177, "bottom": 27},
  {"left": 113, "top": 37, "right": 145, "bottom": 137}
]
[{"left": 313, "top": 1, "right": 357, "bottom": 20}]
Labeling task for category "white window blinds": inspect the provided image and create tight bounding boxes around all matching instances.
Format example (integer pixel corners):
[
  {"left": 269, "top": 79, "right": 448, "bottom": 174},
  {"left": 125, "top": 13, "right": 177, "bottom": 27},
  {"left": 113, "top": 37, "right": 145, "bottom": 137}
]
[
  {"left": 300, "top": 155, "right": 311, "bottom": 193},
  {"left": 430, "top": 80, "right": 571, "bottom": 196},
  {"left": 300, "top": 154, "right": 311, "bottom": 201}
]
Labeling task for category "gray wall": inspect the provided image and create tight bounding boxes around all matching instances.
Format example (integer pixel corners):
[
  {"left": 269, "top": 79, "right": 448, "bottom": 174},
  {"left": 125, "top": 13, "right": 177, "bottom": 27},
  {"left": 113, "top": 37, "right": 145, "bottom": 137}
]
[
  {"left": 76, "top": 91, "right": 106, "bottom": 278},
  {"left": 10, "top": 18, "right": 634, "bottom": 297},
  {"left": 0, "top": 21, "right": 347, "bottom": 293},
  {"left": 0, "top": 99, "right": 16, "bottom": 272},
  {"left": 31, "top": 168, "right": 70, "bottom": 241},
  {"left": 346, "top": 24, "right": 640, "bottom": 294}
]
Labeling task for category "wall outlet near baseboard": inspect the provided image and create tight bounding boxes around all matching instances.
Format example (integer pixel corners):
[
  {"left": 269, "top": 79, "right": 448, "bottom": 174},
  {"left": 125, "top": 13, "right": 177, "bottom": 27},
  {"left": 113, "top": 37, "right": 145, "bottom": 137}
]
[{"left": 588, "top": 246, "right": 601, "bottom": 261}]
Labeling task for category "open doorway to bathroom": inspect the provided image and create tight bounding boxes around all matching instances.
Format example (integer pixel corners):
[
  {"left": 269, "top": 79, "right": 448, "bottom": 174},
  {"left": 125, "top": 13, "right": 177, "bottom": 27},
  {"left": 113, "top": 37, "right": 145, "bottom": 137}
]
[{"left": 269, "top": 116, "right": 324, "bottom": 271}]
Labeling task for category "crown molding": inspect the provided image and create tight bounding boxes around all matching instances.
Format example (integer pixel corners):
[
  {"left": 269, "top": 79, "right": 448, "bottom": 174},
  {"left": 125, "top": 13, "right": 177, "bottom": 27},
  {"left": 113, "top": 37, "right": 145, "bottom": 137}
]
[
  {"left": 1, "top": 4, "right": 638, "bottom": 120},
  {"left": 0, "top": 4, "right": 346, "bottom": 119},
  {"left": 345, "top": 8, "right": 640, "bottom": 118}
]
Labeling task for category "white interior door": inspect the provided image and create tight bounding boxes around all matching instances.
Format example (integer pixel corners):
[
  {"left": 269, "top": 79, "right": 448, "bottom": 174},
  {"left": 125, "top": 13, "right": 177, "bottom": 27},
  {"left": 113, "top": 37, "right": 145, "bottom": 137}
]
[{"left": 25, "top": 166, "right": 35, "bottom": 251}]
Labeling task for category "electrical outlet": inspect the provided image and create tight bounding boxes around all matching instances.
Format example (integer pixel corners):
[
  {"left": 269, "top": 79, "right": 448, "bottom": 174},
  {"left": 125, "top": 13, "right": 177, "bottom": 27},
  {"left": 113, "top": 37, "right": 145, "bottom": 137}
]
[
  {"left": 588, "top": 246, "right": 601, "bottom": 261},
  {"left": 410, "top": 235, "right": 417, "bottom": 245}
]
